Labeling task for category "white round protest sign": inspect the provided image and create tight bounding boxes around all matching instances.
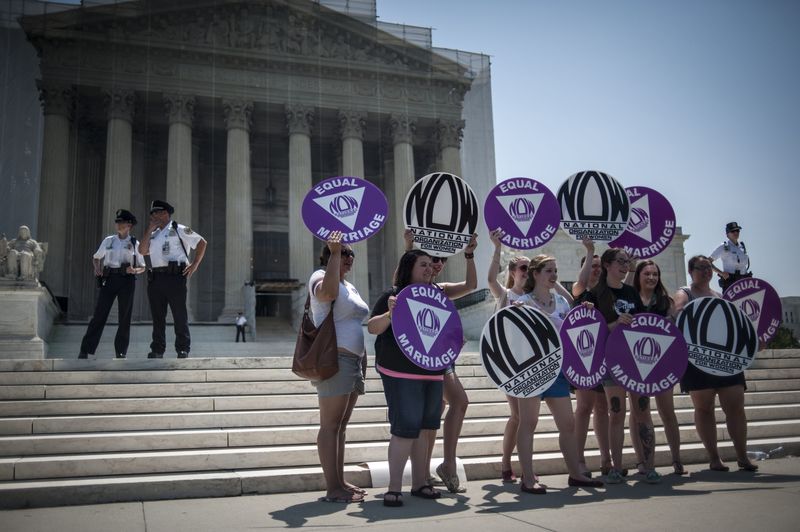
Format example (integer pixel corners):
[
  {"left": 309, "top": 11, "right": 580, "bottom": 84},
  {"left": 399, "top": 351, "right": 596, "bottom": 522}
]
[
  {"left": 404, "top": 172, "right": 479, "bottom": 257},
  {"left": 479, "top": 305, "right": 563, "bottom": 398},
  {"left": 676, "top": 296, "right": 758, "bottom": 377},
  {"left": 557, "top": 170, "right": 630, "bottom": 242}
]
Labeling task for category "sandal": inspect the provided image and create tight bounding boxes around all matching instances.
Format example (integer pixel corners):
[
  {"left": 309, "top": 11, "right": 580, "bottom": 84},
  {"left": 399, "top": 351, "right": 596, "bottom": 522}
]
[
  {"left": 672, "top": 461, "right": 686, "bottom": 475},
  {"left": 601, "top": 464, "right": 628, "bottom": 477},
  {"left": 410, "top": 484, "right": 441, "bottom": 499},
  {"left": 382, "top": 491, "right": 403, "bottom": 507},
  {"left": 321, "top": 492, "right": 364, "bottom": 503},
  {"left": 709, "top": 462, "right": 730, "bottom": 472},
  {"left": 436, "top": 463, "right": 464, "bottom": 493},
  {"left": 501, "top": 469, "right": 517, "bottom": 483},
  {"left": 645, "top": 470, "right": 662, "bottom": 484},
  {"left": 738, "top": 460, "right": 759, "bottom": 472},
  {"left": 520, "top": 481, "right": 546, "bottom": 494}
]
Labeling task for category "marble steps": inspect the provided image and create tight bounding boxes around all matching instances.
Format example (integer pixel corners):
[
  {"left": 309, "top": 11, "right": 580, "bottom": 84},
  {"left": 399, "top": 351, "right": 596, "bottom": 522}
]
[
  {"left": 3, "top": 390, "right": 799, "bottom": 436},
  {"left": 2, "top": 419, "right": 798, "bottom": 483},
  {"left": 1, "top": 404, "right": 798, "bottom": 457}
]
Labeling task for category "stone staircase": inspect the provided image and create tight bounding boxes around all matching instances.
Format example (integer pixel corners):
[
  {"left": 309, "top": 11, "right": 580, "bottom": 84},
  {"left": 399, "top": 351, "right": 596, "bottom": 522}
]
[{"left": 1, "top": 349, "right": 799, "bottom": 509}]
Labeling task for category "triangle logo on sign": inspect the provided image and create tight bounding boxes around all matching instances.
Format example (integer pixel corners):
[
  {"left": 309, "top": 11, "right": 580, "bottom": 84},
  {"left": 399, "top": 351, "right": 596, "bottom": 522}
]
[
  {"left": 566, "top": 323, "right": 601, "bottom": 373},
  {"left": 627, "top": 194, "right": 652, "bottom": 243},
  {"left": 737, "top": 289, "right": 766, "bottom": 326},
  {"left": 312, "top": 187, "right": 366, "bottom": 230},
  {"left": 622, "top": 330, "right": 675, "bottom": 380},
  {"left": 407, "top": 299, "right": 454, "bottom": 354},
  {"left": 495, "top": 193, "right": 546, "bottom": 236}
]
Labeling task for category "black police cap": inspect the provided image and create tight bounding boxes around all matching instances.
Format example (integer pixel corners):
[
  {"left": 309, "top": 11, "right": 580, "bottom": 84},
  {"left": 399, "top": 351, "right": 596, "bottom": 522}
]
[
  {"left": 725, "top": 221, "right": 742, "bottom": 233},
  {"left": 115, "top": 209, "right": 137, "bottom": 225},
  {"left": 149, "top": 200, "right": 175, "bottom": 215}
]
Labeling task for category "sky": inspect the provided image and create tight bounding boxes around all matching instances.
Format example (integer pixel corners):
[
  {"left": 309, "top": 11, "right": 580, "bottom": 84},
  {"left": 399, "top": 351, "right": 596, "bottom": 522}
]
[{"left": 377, "top": 0, "right": 800, "bottom": 297}]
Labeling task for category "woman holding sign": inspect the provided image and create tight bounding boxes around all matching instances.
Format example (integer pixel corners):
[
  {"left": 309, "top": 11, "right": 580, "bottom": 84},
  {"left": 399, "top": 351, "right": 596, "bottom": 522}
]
[
  {"left": 673, "top": 255, "right": 758, "bottom": 472},
  {"left": 632, "top": 260, "right": 685, "bottom": 476},
  {"left": 309, "top": 231, "right": 370, "bottom": 503},
  {"left": 584, "top": 248, "right": 660, "bottom": 484},
  {"left": 487, "top": 229, "right": 531, "bottom": 483},
  {"left": 369, "top": 250, "right": 445, "bottom": 506},
  {"left": 515, "top": 255, "right": 603, "bottom": 493}
]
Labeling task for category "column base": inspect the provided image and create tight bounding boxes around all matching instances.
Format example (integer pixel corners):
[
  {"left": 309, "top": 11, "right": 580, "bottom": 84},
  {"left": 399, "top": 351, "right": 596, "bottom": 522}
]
[{"left": 0, "top": 285, "right": 62, "bottom": 359}]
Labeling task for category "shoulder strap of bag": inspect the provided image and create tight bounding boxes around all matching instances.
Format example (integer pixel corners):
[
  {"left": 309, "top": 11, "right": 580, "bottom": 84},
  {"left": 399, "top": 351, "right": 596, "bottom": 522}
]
[
  {"left": 172, "top": 220, "right": 190, "bottom": 261},
  {"left": 130, "top": 236, "right": 138, "bottom": 268}
]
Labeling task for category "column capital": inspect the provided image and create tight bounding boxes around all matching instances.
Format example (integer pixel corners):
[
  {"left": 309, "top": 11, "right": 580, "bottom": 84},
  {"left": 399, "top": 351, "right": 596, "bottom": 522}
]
[
  {"left": 389, "top": 113, "right": 416, "bottom": 145},
  {"left": 164, "top": 93, "right": 196, "bottom": 127},
  {"left": 436, "top": 118, "right": 465, "bottom": 150},
  {"left": 222, "top": 98, "right": 253, "bottom": 132},
  {"left": 285, "top": 104, "right": 315, "bottom": 136},
  {"left": 338, "top": 109, "right": 367, "bottom": 141},
  {"left": 36, "top": 80, "right": 74, "bottom": 118},
  {"left": 103, "top": 87, "right": 136, "bottom": 122}
]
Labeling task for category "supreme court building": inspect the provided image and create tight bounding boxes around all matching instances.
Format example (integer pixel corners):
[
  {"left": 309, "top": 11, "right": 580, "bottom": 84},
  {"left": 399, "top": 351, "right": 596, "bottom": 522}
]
[{"left": 3, "top": 0, "right": 497, "bottom": 324}]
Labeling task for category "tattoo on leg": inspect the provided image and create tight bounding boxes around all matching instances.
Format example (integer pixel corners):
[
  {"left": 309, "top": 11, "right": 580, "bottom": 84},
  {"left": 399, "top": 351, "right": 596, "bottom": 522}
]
[
  {"left": 638, "top": 396, "right": 649, "bottom": 412},
  {"left": 611, "top": 397, "right": 621, "bottom": 413},
  {"left": 639, "top": 422, "right": 655, "bottom": 461}
]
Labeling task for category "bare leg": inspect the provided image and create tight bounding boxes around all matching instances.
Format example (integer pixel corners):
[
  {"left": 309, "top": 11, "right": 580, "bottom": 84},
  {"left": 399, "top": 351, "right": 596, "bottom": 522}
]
[
  {"left": 605, "top": 385, "right": 627, "bottom": 471},
  {"left": 337, "top": 391, "right": 361, "bottom": 492},
  {"left": 718, "top": 385, "right": 754, "bottom": 467},
  {"left": 547, "top": 396, "right": 594, "bottom": 481},
  {"left": 318, "top": 393, "right": 356, "bottom": 498},
  {"left": 388, "top": 435, "right": 415, "bottom": 494},
  {"left": 629, "top": 392, "right": 656, "bottom": 471},
  {"left": 655, "top": 387, "right": 682, "bottom": 465},
  {"left": 502, "top": 395, "right": 520, "bottom": 473},
  {"left": 690, "top": 389, "right": 724, "bottom": 468},
  {"left": 517, "top": 396, "right": 544, "bottom": 489},
  {"left": 593, "top": 392, "right": 612, "bottom": 471},
  {"left": 425, "top": 401, "right": 445, "bottom": 479},
  {"left": 574, "top": 389, "right": 593, "bottom": 474},
  {"left": 412, "top": 430, "right": 435, "bottom": 489},
  {"left": 628, "top": 397, "right": 645, "bottom": 472},
  {"left": 440, "top": 372, "right": 469, "bottom": 476}
]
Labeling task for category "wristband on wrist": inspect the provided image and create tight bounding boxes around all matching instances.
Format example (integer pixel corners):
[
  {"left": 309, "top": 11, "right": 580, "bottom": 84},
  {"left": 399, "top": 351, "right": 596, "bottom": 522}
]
[{"left": 464, "top": 253, "right": 474, "bottom": 259}]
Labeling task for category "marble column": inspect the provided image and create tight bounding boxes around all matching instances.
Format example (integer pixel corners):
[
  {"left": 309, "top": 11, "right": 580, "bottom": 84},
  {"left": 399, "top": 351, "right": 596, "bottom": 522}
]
[
  {"left": 102, "top": 88, "right": 135, "bottom": 235},
  {"left": 286, "top": 104, "right": 315, "bottom": 284},
  {"left": 164, "top": 93, "right": 196, "bottom": 319},
  {"left": 219, "top": 98, "right": 254, "bottom": 320},
  {"left": 339, "top": 109, "right": 369, "bottom": 302},
  {"left": 36, "top": 81, "right": 74, "bottom": 298},
  {"left": 386, "top": 113, "right": 416, "bottom": 275},
  {"left": 436, "top": 118, "right": 467, "bottom": 283}
]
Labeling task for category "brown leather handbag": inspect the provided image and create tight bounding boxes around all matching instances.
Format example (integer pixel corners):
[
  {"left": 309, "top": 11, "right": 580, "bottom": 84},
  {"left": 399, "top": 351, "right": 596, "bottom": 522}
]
[{"left": 292, "top": 295, "right": 339, "bottom": 381}]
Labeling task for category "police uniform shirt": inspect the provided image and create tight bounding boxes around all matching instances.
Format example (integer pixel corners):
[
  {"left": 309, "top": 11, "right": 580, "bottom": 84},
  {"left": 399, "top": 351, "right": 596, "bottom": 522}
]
[
  {"left": 93, "top": 235, "right": 145, "bottom": 268},
  {"left": 148, "top": 223, "right": 204, "bottom": 268},
  {"left": 709, "top": 239, "right": 749, "bottom": 274}
]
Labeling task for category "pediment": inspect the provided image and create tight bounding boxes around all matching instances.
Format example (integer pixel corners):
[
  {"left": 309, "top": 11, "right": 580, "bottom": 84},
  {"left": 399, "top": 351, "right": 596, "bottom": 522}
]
[{"left": 21, "top": 0, "right": 467, "bottom": 81}]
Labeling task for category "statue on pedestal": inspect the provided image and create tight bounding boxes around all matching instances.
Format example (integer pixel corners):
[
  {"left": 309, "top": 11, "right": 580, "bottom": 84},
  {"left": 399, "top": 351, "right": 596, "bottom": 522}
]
[{"left": 1, "top": 225, "right": 46, "bottom": 283}]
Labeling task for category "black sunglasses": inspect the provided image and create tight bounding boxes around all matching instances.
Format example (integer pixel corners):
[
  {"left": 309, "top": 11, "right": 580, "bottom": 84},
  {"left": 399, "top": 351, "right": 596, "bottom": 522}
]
[
  {"left": 340, "top": 250, "right": 355, "bottom": 258},
  {"left": 515, "top": 264, "right": 529, "bottom": 272},
  {"left": 431, "top": 257, "right": 448, "bottom": 264}
]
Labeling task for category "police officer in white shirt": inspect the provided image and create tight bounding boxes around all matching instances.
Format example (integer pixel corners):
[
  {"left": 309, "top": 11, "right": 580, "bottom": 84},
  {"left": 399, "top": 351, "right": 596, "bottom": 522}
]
[
  {"left": 709, "top": 221, "right": 752, "bottom": 291},
  {"left": 140, "top": 200, "right": 207, "bottom": 359},
  {"left": 235, "top": 312, "right": 247, "bottom": 342},
  {"left": 79, "top": 209, "right": 145, "bottom": 359}
]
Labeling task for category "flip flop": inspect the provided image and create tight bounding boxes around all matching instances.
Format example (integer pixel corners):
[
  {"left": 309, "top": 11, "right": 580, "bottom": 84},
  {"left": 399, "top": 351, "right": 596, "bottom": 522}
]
[
  {"left": 347, "top": 486, "right": 367, "bottom": 495},
  {"left": 320, "top": 492, "right": 364, "bottom": 503}
]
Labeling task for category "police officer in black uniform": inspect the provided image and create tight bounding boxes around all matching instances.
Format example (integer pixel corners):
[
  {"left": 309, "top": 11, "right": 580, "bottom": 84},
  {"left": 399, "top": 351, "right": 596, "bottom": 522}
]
[
  {"left": 709, "top": 221, "right": 753, "bottom": 291},
  {"left": 140, "top": 200, "right": 207, "bottom": 359},
  {"left": 78, "top": 209, "right": 145, "bottom": 359}
]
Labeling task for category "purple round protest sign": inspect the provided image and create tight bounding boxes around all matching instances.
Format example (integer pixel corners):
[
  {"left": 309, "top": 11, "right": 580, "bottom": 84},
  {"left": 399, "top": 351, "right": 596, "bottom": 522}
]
[
  {"left": 724, "top": 277, "right": 783, "bottom": 344},
  {"left": 404, "top": 172, "right": 479, "bottom": 257},
  {"left": 391, "top": 284, "right": 463, "bottom": 371},
  {"left": 479, "top": 305, "right": 563, "bottom": 398},
  {"left": 605, "top": 313, "right": 688, "bottom": 397},
  {"left": 560, "top": 306, "right": 610, "bottom": 390},
  {"left": 609, "top": 187, "right": 676, "bottom": 259},
  {"left": 484, "top": 177, "right": 560, "bottom": 250},
  {"left": 302, "top": 176, "right": 388, "bottom": 243},
  {"left": 557, "top": 170, "right": 630, "bottom": 242},
  {"left": 676, "top": 297, "right": 758, "bottom": 377}
]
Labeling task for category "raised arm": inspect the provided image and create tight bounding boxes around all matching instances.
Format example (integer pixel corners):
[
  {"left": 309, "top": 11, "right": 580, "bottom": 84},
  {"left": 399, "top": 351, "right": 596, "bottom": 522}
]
[
  {"left": 572, "top": 237, "right": 595, "bottom": 298},
  {"left": 441, "top": 233, "right": 478, "bottom": 299},
  {"left": 314, "top": 232, "right": 343, "bottom": 303},
  {"left": 487, "top": 229, "right": 505, "bottom": 300}
]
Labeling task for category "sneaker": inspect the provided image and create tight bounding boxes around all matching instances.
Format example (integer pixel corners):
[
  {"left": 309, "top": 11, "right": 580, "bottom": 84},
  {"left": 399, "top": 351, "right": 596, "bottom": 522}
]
[
  {"left": 606, "top": 469, "right": 625, "bottom": 484},
  {"left": 645, "top": 470, "right": 662, "bottom": 484},
  {"left": 115, "top": 353, "right": 126, "bottom": 359},
  {"left": 147, "top": 352, "right": 163, "bottom": 359},
  {"left": 177, "top": 351, "right": 189, "bottom": 359}
]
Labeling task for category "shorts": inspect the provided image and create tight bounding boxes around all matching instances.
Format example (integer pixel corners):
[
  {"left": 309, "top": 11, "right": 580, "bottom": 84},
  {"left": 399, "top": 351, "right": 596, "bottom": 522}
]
[
  {"left": 541, "top": 373, "right": 570, "bottom": 399},
  {"left": 680, "top": 363, "right": 747, "bottom": 393},
  {"left": 312, "top": 353, "right": 365, "bottom": 398},
  {"left": 380, "top": 373, "right": 443, "bottom": 438}
]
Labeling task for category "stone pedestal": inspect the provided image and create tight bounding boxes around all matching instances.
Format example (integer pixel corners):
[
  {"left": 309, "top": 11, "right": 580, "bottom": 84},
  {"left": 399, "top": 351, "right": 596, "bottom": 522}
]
[{"left": 0, "top": 286, "right": 62, "bottom": 359}]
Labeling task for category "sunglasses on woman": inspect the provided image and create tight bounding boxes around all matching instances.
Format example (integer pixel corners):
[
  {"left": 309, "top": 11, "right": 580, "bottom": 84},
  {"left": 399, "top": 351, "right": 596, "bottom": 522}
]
[
  {"left": 430, "top": 257, "right": 448, "bottom": 264},
  {"left": 340, "top": 250, "right": 355, "bottom": 258},
  {"left": 515, "top": 264, "right": 529, "bottom": 272}
]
